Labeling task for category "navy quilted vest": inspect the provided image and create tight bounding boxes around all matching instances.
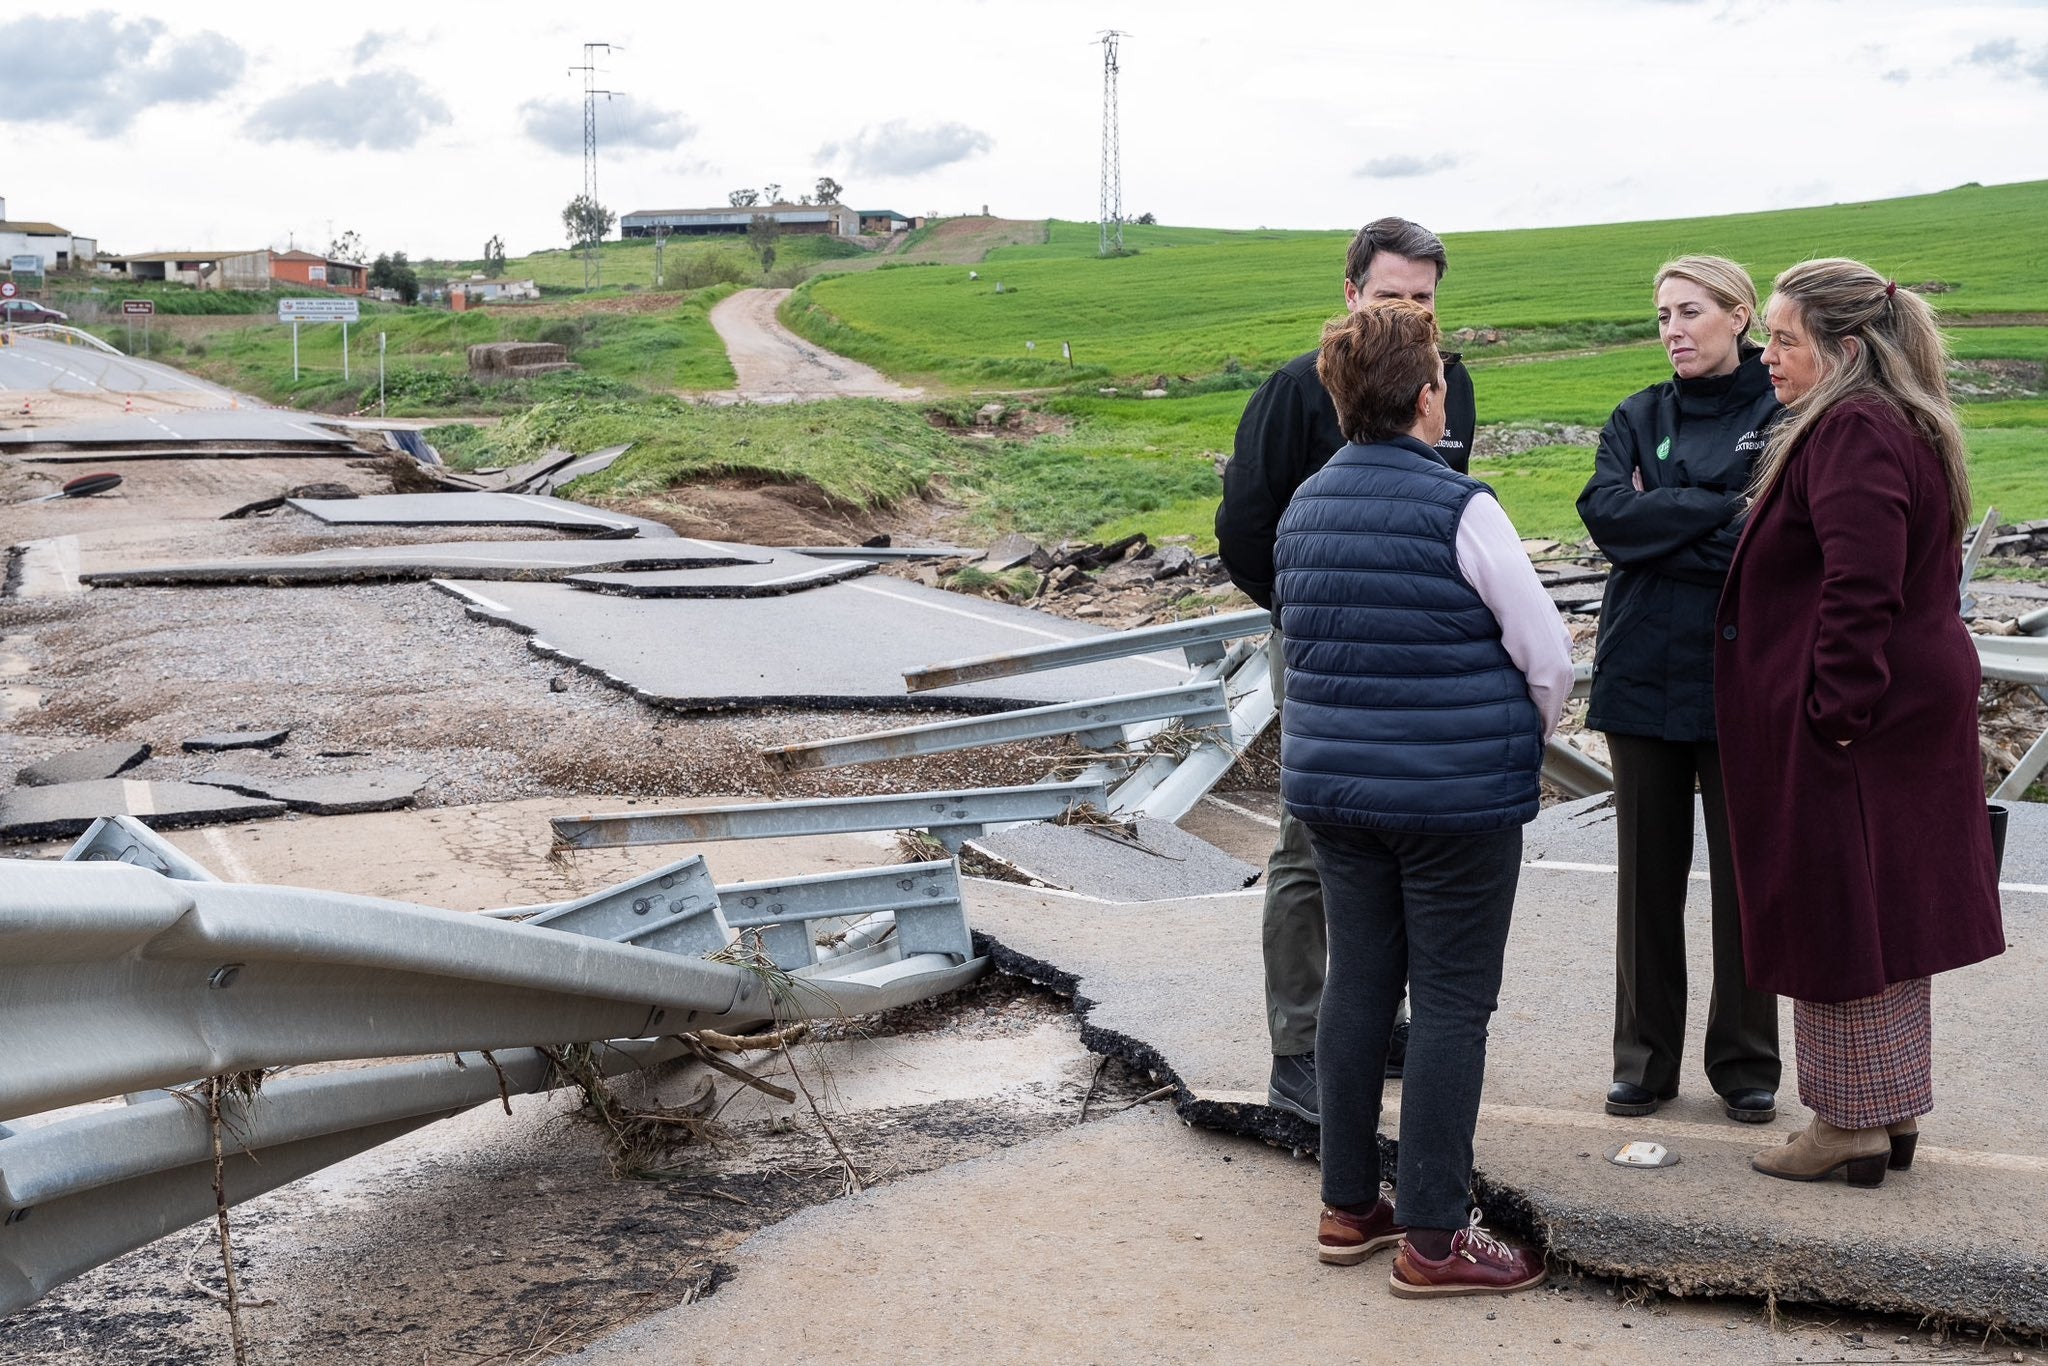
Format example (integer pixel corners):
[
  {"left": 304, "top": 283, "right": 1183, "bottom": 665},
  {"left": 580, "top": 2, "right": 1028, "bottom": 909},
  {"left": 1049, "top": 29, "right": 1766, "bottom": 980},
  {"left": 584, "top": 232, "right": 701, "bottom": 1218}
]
[{"left": 1274, "top": 436, "right": 1544, "bottom": 834}]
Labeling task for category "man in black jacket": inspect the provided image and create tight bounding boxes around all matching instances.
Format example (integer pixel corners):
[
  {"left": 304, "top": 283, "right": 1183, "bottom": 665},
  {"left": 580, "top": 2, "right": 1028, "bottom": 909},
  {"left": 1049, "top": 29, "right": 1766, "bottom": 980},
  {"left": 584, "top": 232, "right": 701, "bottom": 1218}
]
[{"left": 1217, "top": 217, "right": 1477, "bottom": 1124}]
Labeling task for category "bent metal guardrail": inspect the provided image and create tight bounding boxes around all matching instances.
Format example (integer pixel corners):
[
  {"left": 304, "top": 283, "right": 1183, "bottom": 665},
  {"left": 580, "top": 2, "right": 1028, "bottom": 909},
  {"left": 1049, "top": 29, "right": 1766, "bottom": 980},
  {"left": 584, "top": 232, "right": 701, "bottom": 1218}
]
[
  {"left": 0, "top": 817, "right": 988, "bottom": 1312},
  {"left": 7, "top": 323, "right": 122, "bottom": 355}
]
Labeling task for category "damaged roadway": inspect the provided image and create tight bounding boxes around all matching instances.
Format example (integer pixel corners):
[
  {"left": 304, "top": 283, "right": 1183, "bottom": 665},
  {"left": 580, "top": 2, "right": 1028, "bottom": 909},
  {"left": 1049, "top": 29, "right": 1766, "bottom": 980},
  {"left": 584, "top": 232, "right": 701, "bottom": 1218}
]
[{"left": 964, "top": 793, "right": 2048, "bottom": 1334}]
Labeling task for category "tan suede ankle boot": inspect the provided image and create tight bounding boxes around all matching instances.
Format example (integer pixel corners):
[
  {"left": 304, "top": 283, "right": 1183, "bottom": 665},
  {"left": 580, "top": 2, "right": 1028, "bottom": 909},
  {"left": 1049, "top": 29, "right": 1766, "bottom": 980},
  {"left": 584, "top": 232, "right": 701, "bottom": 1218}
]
[
  {"left": 1752, "top": 1117, "right": 1890, "bottom": 1186},
  {"left": 1886, "top": 1118, "right": 1919, "bottom": 1171}
]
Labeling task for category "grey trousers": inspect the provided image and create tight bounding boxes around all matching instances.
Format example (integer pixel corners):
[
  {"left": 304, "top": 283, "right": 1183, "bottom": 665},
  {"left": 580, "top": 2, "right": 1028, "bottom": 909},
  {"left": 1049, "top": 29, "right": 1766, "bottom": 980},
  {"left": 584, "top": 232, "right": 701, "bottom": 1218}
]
[
  {"left": 1607, "top": 733, "right": 1780, "bottom": 1096},
  {"left": 1307, "top": 821, "right": 1523, "bottom": 1232},
  {"left": 1263, "top": 630, "right": 1407, "bottom": 1055}
]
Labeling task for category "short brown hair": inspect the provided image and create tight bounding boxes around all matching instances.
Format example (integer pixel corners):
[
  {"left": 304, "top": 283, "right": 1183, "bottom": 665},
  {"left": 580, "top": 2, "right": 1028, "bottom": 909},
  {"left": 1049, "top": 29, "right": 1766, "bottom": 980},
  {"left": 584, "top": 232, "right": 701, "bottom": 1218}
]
[
  {"left": 1317, "top": 300, "right": 1443, "bottom": 445},
  {"left": 1344, "top": 217, "right": 1448, "bottom": 288}
]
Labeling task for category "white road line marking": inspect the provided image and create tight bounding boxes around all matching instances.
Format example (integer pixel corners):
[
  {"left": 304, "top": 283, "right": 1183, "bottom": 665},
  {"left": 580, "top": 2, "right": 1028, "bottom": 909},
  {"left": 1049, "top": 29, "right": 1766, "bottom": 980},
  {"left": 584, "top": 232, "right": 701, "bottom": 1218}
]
[
  {"left": 964, "top": 875, "right": 1263, "bottom": 906},
  {"left": 201, "top": 827, "right": 260, "bottom": 883},
  {"left": 122, "top": 780, "right": 156, "bottom": 816},
  {"left": 436, "top": 582, "right": 512, "bottom": 613},
  {"left": 1523, "top": 858, "right": 2046, "bottom": 895},
  {"left": 753, "top": 566, "right": 848, "bottom": 586},
  {"left": 1202, "top": 793, "right": 1282, "bottom": 829},
  {"left": 283, "top": 421, "right": 338, "bottom": 441}
]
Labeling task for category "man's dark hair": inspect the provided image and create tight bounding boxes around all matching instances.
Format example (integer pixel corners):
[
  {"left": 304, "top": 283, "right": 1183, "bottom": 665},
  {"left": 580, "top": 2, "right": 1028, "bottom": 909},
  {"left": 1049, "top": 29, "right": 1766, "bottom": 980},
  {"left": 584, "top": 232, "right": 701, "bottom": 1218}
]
[
  {"left": 1345, "top": 216, "right": 1448, "bottom": 287},
  {"left": 1316, "top": 300, "right": 1442, "bottom": 445}
]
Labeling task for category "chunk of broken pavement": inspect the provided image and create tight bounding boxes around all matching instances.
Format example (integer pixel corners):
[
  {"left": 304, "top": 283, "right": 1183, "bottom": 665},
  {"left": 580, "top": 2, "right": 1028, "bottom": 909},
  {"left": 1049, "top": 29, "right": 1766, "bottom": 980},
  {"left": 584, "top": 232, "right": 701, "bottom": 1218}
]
[
  {"left": 182, "top": 729, "right": 290, "bottom": 753},
  {"left": 0, "top": 780, "right": 283, "bottom": 841},
  {"left": 191, "top": 766, "right": 429, "bottom": 815},
  {"left": 983, "top": 533, "right": 1041, "bottom": 571},
  {"left": 16, "top": 740, "right": 150, "bottom": 788}
]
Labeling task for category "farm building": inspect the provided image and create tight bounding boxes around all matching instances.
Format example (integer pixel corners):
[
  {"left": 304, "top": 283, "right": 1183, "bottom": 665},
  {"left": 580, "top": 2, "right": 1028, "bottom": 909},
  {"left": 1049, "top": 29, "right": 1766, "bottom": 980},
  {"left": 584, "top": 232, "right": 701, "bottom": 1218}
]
[
  {"left": 619, "top": 202, "right": 859, "bottom": 238},
  {"left": 0, "top": 196, "right": 97, "bottom": 271},
  {"left": 857, "top": 209, "right": 916, "bottom": 233},
  {"left": 270, "top": 249, "right": 367, "bottom": 294},
  {"left": 447, "top": 278, "right": 541, "bottom": 309},
  {"left": 105, "top": 250, "right": 272, "bottom": 290}
]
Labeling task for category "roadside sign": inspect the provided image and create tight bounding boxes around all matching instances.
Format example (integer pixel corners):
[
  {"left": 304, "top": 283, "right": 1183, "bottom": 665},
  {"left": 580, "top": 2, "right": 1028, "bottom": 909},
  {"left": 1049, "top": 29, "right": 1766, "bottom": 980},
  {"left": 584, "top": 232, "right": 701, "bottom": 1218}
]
[
  {"left": 9, "top": 255, "right": 40, "bottom": 276},
  {"left": 0, "top": 282, "right": 15, "bottom": 299},
  {"left": 279, "top": 297, "right": 359, "bottom": 323},
  {"left": 121, "top": 300, "right": 156, "bottom": 316}
]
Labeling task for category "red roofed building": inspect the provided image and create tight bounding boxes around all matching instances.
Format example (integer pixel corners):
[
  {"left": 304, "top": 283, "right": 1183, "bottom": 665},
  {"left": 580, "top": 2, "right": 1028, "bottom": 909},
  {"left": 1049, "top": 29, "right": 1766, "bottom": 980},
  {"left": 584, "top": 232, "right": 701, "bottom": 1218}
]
[{"left": 270, "top": 250, "right": 366, "bottom": 294}]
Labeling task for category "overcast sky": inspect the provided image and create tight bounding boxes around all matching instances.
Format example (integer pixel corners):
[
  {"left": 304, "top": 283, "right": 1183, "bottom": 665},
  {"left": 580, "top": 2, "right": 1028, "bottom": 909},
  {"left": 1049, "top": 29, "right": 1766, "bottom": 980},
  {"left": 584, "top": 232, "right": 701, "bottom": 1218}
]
[{"left": 5, "top": 0, "right": 2046, "bottom": 261}]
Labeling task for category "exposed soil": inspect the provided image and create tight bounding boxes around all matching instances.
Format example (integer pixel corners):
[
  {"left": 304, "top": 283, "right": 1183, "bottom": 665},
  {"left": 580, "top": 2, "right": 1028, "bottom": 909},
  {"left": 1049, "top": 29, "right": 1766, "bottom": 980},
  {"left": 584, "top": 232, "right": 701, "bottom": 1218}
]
[
  {"left": 6, "top": 976, "right": 1155, "bottom": 1366},
  {"left": 599, "top": 475, "right": 973, "bottom": 550},
  {"left": 705, "top": 289, "right": 920, "bottom": 402}
]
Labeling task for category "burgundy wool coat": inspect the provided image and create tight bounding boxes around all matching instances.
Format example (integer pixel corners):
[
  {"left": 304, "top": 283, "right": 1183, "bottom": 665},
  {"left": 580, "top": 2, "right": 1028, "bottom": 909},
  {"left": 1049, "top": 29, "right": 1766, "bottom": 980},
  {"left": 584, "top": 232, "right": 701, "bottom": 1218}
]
[{"left": 1714, "top": 397, "right": 2004, "bottom": 1003}]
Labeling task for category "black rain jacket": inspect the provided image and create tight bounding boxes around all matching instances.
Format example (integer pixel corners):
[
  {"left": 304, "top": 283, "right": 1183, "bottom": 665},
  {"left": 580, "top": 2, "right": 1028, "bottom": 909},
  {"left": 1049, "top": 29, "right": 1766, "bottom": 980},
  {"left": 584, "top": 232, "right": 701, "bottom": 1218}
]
[
  {"left": 1216, "top": 347, "right": 1475, "bottom": 609},
  {"left": 1577, "top": 345, "right": 1780, "bottom": 742}
]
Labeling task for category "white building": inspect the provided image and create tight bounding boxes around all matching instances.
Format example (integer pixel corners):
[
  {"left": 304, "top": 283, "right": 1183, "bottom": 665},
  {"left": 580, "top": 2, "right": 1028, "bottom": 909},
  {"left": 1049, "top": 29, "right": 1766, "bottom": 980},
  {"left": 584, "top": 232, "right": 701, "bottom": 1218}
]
[
  {"left": 619, "top": 202, "right": 858, "bottom": 238},
  {"left": 0, "top": 196, "right": 97, "bottom": 272}
]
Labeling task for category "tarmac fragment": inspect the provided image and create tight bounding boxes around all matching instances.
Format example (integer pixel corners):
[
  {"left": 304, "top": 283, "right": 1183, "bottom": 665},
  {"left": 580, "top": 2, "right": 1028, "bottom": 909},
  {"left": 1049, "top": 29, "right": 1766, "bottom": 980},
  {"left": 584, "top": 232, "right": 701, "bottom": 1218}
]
[
  {"left": 971, "top": 817, "right": 1259, "bottom": 901},
  {"left": 15, "top": 740, "right": 150, "bottom": 787},
  {"left": 191, "top": 766, "right": 430, "bottom": 814},
  {"left": 0, "top": 779, "right": 284, "bottom": 840},
  {"left": 183, "top": 729, "right": 289, "bottom": 753}
]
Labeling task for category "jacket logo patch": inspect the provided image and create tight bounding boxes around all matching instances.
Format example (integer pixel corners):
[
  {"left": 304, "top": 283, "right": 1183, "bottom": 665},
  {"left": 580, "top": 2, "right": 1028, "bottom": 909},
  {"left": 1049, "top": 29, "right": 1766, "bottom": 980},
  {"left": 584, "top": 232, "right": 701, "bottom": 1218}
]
[
  {"left": 1734, "top": 428, "right": 1766, "bottom": 454},
  {"left": 1655, "top": 437, "right": 1672, "bottom": 461}
]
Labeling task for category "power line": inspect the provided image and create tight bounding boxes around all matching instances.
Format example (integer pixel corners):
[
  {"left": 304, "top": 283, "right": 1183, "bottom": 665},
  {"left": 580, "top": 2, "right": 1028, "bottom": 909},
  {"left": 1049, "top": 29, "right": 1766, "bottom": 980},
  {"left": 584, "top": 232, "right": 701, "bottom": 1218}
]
[
  {"left": 1098, "top": 30, "right": 1128, "bottom": 258},
  {"left": 568, "top": 41, "right": 621, "bottom": 290}
]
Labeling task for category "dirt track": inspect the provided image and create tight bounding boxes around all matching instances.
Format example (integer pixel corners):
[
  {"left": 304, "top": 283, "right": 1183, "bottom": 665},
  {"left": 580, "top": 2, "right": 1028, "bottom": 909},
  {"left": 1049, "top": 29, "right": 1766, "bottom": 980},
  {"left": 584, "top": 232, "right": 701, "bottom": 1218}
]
[{"left": 706, "top": 289, "right": 921, "bottom": 403}]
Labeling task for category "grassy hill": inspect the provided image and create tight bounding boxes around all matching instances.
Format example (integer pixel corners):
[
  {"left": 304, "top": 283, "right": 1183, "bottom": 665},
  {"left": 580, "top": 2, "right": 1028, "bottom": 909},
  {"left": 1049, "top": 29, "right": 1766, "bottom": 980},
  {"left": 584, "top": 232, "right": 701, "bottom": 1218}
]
[
  {"left": 773, "top": 181, "right": 2048, "bottom": 545},
  {"left": 787, "top": 181, "right": 2048, "bottom": 387}
]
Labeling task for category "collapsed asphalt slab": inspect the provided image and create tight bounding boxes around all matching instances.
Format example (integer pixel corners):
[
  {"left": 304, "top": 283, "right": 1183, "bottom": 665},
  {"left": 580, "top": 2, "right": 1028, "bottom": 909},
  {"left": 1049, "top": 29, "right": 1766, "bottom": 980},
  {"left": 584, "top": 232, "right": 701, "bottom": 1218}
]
[
  {"left": 971, "top": 816, "right": 1259, "bottom": 901},
  {"left": 14, "top": 741, "right": 149, "bottom": 788},
  {"left": 561, "top": 554, "right": 873, "bottom": 598},
  {"left": 288, "top": 493, "right": 675, "bottom": 539},
  {"left": 0, "top": 779, "right": 284, "bottom": 841},
  {"left": 430, "top": 576, "right": 1198, "bottom": 713},
  {"left": 959, "top": 798, "right": 2048, "bottom": 1333},
  {"left": 182, "top": 729, "right": 289, "bottom": 753},
  {"left": 82, "top": 539, "right": 764, "bottom": 588},
  {"left": 193, "top": 766, "right": 429, "bottom": 814}
]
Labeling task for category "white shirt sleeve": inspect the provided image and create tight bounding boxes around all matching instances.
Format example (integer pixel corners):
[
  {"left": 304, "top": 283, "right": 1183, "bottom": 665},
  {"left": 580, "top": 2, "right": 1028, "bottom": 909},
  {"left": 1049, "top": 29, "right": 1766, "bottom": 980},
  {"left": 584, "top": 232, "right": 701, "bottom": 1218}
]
[{"left": 1454, "top": 494, "right": 1575, "bottom": 742}]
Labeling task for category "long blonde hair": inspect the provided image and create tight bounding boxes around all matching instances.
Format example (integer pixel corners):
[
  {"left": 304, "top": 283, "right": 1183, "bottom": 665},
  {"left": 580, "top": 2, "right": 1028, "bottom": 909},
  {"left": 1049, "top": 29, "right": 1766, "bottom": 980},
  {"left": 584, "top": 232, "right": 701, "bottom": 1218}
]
[{"left": 1752, "top": 258, "right": 1971, "bottom": 542}]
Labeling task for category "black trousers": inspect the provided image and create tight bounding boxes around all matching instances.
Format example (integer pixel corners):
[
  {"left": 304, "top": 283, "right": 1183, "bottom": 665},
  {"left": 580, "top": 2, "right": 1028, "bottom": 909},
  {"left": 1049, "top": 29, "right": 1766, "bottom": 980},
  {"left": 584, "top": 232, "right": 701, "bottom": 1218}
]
[
  {"left": 1307, "top": 821, "right": 1521, "bottom": 1233},
  {"left": 1608, "top": 733, "right": 1780, "bottom": 1096}
]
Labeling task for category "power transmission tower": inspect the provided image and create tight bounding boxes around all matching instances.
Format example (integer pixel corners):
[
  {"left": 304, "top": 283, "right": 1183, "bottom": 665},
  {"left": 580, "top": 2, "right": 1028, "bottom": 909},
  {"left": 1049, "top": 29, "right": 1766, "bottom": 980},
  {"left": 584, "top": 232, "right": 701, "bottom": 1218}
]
[
  {"left": 568, "top": 42, "right": 620, "bottom": 290},
  {"left": 1097, "top": 30, "right": 1128, "bottom": 257}
]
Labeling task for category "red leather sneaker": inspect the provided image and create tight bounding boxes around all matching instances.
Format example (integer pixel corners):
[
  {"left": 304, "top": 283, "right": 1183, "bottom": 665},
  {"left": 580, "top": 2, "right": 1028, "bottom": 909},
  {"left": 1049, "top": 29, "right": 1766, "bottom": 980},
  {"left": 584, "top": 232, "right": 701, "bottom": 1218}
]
[
  {"left": 1317, "top": 1182, "right": 1405, "bottom": 1265},
  {"left": 1388, "top": 1210, "right": 1546, "bottom": 1297}
]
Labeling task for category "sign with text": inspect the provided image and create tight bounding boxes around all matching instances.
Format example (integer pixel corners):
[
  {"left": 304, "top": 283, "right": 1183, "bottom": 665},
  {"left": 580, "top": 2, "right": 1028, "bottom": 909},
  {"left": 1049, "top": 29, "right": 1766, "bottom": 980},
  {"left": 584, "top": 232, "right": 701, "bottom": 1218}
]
[
  {"left": 121, "top": 300, "right": 156, "bottom": 316},
  {"left": 9, "top": 255, "right": 41, "bottom": 276},
  {"left": 278, "top": 297, "right": 359, "bottom": 323}
]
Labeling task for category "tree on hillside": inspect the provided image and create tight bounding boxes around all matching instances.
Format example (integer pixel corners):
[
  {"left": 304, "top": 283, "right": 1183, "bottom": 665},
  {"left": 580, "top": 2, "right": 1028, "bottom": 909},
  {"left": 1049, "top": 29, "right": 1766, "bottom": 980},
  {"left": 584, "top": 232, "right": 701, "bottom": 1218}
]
[
  {"left": 562, "top": 195, "right": 615, "bottom": 249},
  {"left": 814, "top": 176, "right": 843, "bottom": 205},
  {"left": 482, "top": 234, "right": 507, "bottom": 278},
  {"left": 1135, "top": 212, "right": 1157, "bottom": 226},
  {"left": 368, "top": 251, "right": 420, "bottom": 304},
  {"left": 762, "top": 182, "right": 782, "bottom": 205},
  {"left": 728, "top": 188, "right": 759, "bottom": 207},
  {"left": 747, "top": 213, "right": 781, "bottom": 272},
  {"left": 327, "top": 228, "right": 365, "bottom": 263}
]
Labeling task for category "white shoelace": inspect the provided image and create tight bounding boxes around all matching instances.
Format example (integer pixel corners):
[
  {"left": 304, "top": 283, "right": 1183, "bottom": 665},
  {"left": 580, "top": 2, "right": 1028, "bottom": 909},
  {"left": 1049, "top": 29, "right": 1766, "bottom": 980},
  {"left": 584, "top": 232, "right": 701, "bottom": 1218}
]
[{"left": 1456, "top": 1208, "right": 1515, "bottom": 1263}]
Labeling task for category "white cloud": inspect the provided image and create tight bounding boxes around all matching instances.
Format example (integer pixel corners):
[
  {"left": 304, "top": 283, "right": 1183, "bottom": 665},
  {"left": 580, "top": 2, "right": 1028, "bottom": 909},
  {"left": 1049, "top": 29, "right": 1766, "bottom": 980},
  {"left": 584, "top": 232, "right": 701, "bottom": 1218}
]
[
  {"left": 0, "top": 12, "right": 245, "bottom": 134},
  {"left": 245, "top": 71, "right": 453, "bottom": 152},
  {"left": 818, "top": 120, "right": 994, "bottom": 178},
  {"left": 519, "top": 95, "right": 697, "bottom": 156}
]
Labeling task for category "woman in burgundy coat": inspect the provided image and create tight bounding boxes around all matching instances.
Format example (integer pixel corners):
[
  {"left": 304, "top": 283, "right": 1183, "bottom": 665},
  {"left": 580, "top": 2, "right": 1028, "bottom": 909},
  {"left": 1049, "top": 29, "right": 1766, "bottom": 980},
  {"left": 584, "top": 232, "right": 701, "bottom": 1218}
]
[{"left": 1716, "top": 257, "right": 2004, "bottom": 1188}]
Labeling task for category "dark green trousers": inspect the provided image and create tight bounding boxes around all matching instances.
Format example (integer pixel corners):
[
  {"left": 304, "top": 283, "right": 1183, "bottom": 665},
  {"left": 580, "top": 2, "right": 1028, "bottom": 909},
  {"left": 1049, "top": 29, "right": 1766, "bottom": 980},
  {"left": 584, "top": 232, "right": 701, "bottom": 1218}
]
[
  {"left": 1263, "top": 631, "right": 1407, "bottom": 1055},
  {"left": 1608, "top": 733, "right": 1781, "bottom": 1095}
]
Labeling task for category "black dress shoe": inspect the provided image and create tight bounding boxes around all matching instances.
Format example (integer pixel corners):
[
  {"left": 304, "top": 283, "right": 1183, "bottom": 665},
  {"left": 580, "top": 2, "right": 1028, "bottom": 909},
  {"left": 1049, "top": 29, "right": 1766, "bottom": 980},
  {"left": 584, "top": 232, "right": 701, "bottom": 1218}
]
[
  {"left": 1604, "top": 1081, "right": 1672, "bottom": 1117},
  {"left": 1721, "top": 1088, "right": 1777, "bottom": 1124}
]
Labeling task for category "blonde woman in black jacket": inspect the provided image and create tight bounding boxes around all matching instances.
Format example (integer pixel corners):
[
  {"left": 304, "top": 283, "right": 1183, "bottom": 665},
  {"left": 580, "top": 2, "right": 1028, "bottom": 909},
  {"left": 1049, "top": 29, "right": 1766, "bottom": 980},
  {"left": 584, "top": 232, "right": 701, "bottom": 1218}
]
[{"left": 1576, "top": 255, "right": 1783, "bottom": 1124}]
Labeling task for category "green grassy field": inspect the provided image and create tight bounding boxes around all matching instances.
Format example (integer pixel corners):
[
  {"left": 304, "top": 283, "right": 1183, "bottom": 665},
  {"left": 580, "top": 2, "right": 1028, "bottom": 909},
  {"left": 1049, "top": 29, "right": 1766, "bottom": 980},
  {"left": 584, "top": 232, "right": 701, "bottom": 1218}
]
[
  {"left": 430, "top": 397, "right": 960, "bottom": 507},
  {"left": 141, "top": 286, "right": 738, "bottom": 414},
  {"left": 783, "top": 182, "right": 2048, "bottom": 389}
]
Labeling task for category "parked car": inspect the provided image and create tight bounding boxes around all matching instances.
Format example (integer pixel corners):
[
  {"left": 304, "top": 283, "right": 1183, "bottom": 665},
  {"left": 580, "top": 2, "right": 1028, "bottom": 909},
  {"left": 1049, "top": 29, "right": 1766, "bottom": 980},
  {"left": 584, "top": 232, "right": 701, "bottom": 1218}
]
[{"left": 0, "top": 299, "right": 67, "bottom": 325}]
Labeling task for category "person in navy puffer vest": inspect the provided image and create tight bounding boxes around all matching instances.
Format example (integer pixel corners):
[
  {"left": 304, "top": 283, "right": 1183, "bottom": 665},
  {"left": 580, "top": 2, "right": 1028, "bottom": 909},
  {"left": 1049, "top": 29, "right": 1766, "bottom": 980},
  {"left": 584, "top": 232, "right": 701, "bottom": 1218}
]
[{"left": 1275, "top": 300, "right": 1573, "bottom": 1300}]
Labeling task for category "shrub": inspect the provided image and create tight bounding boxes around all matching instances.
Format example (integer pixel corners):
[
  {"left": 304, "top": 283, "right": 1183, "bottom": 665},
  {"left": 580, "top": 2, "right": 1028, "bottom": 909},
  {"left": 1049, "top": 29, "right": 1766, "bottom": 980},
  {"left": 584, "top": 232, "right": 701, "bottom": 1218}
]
[
  {"left": 669, "top": 252, "right": 751, "bottom": 290},
  {"left": 536, "top": 320, "right": 581, "bottom": 351}
]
